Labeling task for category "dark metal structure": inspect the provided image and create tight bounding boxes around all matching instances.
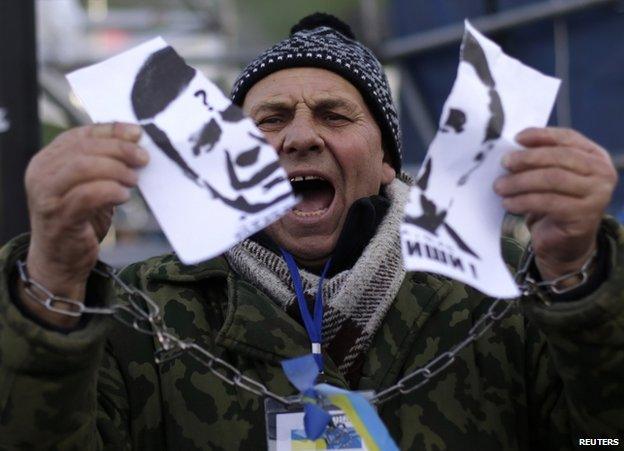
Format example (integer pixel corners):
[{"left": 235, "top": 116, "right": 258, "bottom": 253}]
[
  {"left": 386, "top": 0, "right": 624, "bottom": 217},
  {"left": 382, "top": 0, "right": 616, "bottom": 61},
  {"left": 0, "top": 0, "right": 40, "bottom": 244}
]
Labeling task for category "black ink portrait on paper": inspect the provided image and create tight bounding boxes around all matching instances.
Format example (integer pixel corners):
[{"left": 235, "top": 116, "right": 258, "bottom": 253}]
[
  {"left": 404, "top": 29, "right": 506, "bottom": 260},
  {"left": 452, "top": 29, "right": 505, "bottom": 186},
  {"left": 130, "top": 46, "right": 291, "bottom": 214},
  {"left": 404, "top": 158, "right": 479, "bottom": 258}
]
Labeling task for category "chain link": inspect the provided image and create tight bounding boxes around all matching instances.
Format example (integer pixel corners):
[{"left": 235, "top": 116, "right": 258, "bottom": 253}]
[
  {"left": 370, "top": 296, "right": 518, "bottom": 405},
  {"left": 369, "top": 252, "right": 543, "bottom": 405},
  {"left": 369, "top": 246, "right": 597, "bottom": 405},
  {"left": 16, "top": 247, "right": 584, "bottom": 407},
  {"left": 521, "top": 245, "right": 597, "bottom": 297},
  {"left": 17, "top": 260, "right": 297, "bottom": 406}
]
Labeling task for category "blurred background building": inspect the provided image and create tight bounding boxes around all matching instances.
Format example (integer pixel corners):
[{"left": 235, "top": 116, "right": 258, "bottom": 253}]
[{"left": 1, "top": 0, "right": 622, "bottom": 266}]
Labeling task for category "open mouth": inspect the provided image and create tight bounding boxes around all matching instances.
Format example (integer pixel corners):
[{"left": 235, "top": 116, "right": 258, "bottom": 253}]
[{"left": 289, "top": 174, "right": 335, "bottom": 217}]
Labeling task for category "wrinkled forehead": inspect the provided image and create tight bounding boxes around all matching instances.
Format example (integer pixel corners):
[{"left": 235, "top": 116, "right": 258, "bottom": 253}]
[{"left": 241, "top": 67, "right": 369, "bottom": 113}]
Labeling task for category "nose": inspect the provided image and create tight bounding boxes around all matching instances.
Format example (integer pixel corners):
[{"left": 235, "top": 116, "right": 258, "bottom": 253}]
[{"left": 281, "top": 112, "right": 324, "bottom": 155}]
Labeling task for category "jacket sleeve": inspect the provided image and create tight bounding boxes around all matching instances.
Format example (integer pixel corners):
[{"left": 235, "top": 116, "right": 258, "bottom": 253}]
[
  {"left": 0, "top": 234, "right": 132, "bottom": 450},
  {"left": 523, "top": 217, "right": 624, "bottom": 446}
]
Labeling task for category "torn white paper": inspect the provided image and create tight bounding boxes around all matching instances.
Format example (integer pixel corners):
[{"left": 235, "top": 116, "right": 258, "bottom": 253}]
[
  {"left": 67, "top": 37, "right": 297, "bottom": 264},
  {"left": 401, "top": 21, "right": 560, "bottom": 298}
]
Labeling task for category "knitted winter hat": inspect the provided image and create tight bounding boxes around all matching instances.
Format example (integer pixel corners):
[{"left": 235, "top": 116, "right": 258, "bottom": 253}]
[{"left": 230, "top": 12, "right": 402, "bottom": 172}]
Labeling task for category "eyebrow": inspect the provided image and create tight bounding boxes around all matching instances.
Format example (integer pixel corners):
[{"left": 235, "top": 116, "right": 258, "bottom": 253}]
[
  {"left": 314, "top": 98, "right": 359, "bottom": 114},
  {"left": 249, "top": 97, "right": 359, "bottom": 117},
  {"left": 249, "top": 100, "right": 291, "bottom": 118}
]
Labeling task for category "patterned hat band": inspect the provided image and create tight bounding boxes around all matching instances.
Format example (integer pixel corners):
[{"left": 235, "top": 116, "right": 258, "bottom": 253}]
[{"left": 230, "top": 13, "right": 402, "bottom": 172}]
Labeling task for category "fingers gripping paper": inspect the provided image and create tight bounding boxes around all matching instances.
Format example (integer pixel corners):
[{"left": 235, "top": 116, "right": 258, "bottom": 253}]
[
  {"left": 67, "top": 37, "right": 297, "bottom": 264},
  {"left": 401, "top": 21, "right": 560, "bottom": 298}
]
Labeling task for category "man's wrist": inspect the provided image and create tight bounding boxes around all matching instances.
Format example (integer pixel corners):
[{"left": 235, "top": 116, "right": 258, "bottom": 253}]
[
  {"left": 526, "top": 232, "right": 610, "bottom": 302},
  {"left": 16, "top": 260, "right": 86, "bottom": 328},
  {"left": 534, "top": 240, "right": 597, "bottom": 286},
  {"left": 534, "top": 250, "right": 597, "bottom": 294}
]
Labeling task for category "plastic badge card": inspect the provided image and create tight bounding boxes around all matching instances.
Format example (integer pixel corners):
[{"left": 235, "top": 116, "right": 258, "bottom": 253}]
[
  {"left": 67, "top": 37, "right": 297, "bottom": 264},
  {"left": 401, "top": 21, "right": 560, "bottom": 298},
  {"left": 265, "top": 395, "right": 372, "bottom": 451}
]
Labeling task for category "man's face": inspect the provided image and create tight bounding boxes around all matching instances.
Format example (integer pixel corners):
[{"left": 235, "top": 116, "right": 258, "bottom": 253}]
[{"left": 243, "top": 68, "right": 395, "bottom": 268}]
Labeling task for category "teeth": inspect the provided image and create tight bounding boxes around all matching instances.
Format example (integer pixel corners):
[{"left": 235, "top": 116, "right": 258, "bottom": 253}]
[
  {"left": 292, "top": 207, "right": 328, "bottom": 217},
  {"left": 289, "top": 175, "right": 325, "bottom": 183}
]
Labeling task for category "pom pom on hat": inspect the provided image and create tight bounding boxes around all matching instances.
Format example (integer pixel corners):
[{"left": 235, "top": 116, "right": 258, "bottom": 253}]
[{"left": 290, "top": 12, "right": 355, "bottom": 39}]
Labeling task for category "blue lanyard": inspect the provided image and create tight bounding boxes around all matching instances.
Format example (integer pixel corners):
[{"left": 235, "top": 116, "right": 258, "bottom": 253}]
[{"left": 280, "top": 248, "right": 332, "bottom": 372}]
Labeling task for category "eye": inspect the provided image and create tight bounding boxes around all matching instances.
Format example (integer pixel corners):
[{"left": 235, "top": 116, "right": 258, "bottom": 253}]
[
  {"left": 256, "top": 115, "right": 285, "bottom": 131},
  {"left": 258, "top": 116, "right": 282, "bottom": 124},
  {"left": 323, "top": 112, "right": 350, "bottom": 125}
]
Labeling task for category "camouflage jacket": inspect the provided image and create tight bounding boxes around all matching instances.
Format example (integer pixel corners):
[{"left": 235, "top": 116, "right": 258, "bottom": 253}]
[{"left": 1, "top": 219, "right": 623, "bottom": 450}]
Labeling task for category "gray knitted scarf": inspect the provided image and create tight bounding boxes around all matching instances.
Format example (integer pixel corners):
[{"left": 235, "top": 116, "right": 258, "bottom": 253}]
[{"left": 225, "top": 177, "right": 411, "bottom": 382}]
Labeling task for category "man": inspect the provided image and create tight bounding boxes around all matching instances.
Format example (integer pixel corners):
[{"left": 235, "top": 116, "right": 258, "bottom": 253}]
[{"left": 0, "top": 13, "right": 622, "bottom": 450}]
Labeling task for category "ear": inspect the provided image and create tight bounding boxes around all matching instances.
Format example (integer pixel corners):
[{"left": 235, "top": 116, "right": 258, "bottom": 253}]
[{"left": 381, "top": 160, "right": 396, "bottom": 185}]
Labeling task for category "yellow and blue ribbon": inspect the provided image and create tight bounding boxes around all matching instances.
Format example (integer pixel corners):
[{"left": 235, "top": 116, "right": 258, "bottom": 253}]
[{"left": 282, "top": 354, "right": 399, "bottom": 451}]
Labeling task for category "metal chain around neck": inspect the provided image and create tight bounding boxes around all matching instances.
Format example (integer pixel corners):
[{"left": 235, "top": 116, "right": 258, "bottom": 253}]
[
  {"left": 370, "top": 295, "right": 517, "bottom": 405},
  {"left": 16, "top": 247, "right": 584, "bottom": 407}
]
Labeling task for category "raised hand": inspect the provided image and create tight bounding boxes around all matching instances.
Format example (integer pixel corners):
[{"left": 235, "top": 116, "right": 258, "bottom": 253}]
[
  {"left": 20, "top": 122, "right": 149, "bottom": 326},
  {"left": 494, "top": 127, "right": 617, "bottom": 282}
]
